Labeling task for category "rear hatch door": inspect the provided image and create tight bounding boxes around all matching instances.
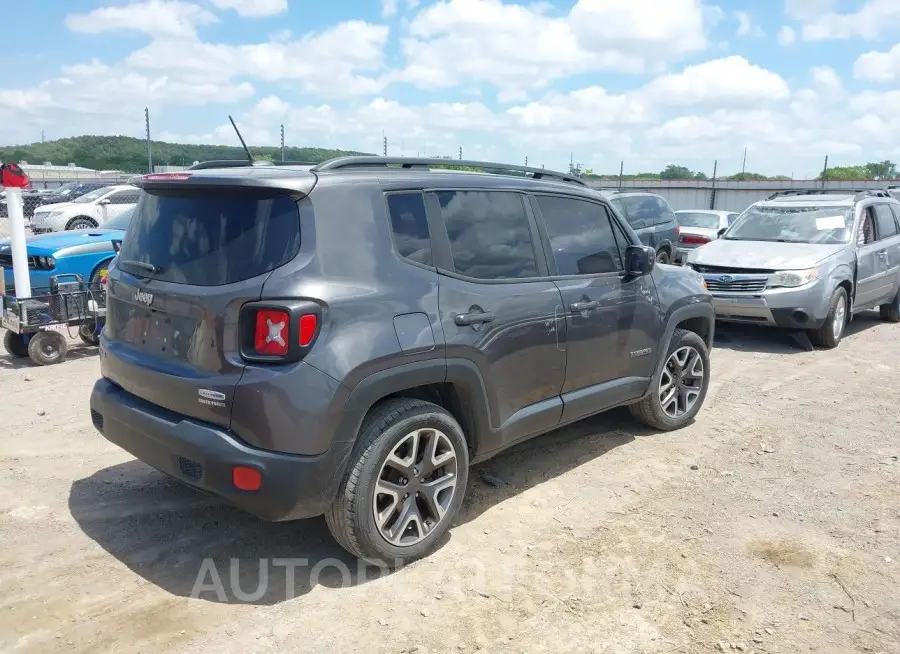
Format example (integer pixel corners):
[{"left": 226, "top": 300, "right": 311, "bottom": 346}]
[{"left": 101, "top": 170, "right": 314, "bottom": 428}]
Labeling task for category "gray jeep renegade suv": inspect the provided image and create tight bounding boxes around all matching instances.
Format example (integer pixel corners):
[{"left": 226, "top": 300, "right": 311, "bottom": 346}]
[{"left": 90, "top": 156, "right": 715, "bottom": 563}]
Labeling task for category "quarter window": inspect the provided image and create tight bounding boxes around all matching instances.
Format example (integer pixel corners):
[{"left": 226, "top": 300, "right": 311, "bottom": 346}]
[
  {"left": 386, "top": 192, "right": 432, "bottom": 266},
  {"left": 535, "top": 195, "right": 623, "bottom": 275},
  {"left": 435, "top": 190, "right": 538, "bottom": 280}
]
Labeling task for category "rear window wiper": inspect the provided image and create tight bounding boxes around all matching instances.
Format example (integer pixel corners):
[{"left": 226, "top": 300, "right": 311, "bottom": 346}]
[{"left": 119, "top": 259, "right": 161, "bottom": 274}]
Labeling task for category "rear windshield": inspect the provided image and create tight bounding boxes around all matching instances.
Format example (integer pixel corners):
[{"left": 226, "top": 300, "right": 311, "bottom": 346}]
[
  {"left": 676, "top": 212, "right": 720, "bottom": 230},
  {"left": 117, "top": 189, "right": 301, "bottom": 285}
]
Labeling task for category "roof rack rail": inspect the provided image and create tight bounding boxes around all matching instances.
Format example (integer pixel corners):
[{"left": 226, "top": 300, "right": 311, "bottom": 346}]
[
  {"left": 766, "top": 188, "right": 890, "bottom": 200},
  {"left": 312, "top": 156, "right": 587, "bottom": 186},
  {"left": 187, "top": 159, "right": 319, "bottom": 171},
  {"left": 600, "top": 187, "right": 655, "bottom": 194}
]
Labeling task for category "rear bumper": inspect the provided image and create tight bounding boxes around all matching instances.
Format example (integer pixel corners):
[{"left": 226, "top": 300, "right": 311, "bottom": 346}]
[{"left": 90, "top": 377, "right": 339, "bottom": 521}]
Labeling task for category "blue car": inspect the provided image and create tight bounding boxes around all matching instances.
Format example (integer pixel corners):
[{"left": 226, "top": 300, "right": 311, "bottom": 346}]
[{"left": 1, "top": 207, "right": 132, "bottom": 295}]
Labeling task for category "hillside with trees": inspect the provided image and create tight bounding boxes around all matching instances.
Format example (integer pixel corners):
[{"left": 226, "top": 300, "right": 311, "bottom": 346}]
[{"left": 0, "top": 135, "right": 371, "bottom": 173}]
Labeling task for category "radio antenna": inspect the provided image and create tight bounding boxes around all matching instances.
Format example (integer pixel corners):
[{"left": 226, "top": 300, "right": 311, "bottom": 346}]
[{"left": 228, "top": 115, "right": 254, "bottom": 164}]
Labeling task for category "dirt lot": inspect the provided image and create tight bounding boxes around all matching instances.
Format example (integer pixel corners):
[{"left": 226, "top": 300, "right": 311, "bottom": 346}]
[{"left": 0, "top": 317, "right": 898, "bottom": 654}]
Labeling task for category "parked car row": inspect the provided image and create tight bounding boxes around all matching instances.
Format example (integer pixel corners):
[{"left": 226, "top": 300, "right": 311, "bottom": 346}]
[{"left": 676, "top": 188, "right": 900, "bottom": 348}]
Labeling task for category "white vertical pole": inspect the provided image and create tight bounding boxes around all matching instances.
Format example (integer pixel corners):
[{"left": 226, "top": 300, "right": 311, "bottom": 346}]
[{"left": 4, "top": 187, "right": 31, "bottom": 298}]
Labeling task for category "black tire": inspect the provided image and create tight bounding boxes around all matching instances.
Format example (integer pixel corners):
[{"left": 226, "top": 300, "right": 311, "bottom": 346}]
[
  {"left": 27, "top": 330, "right": 68, "bottom": 366},
  {"left": 325, "top": 398, "right": 470, "bottom": 564},
  {"left": 656, "top": 249, "right": 670, "bottom": 264},
  {"left": 66, "top": 216, "right": 97, "bottom": 231},
  {"left": 879, "top": 290, "right": 900, "bottom": 323},
  {"left": 79, "top": 322, "right": 100, "bottom": 346},
  {"left": 809, "top": 286, "right": 848, "bottom": 348},
  {"left": 629, "top": 328, "right": 710, "bottom": 431},
  {"left": 3, "top": 330, "right": 29, "bottom": 358}
]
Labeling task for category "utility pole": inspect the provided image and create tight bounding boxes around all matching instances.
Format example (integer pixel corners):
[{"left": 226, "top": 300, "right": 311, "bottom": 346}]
[
  {"left": 709, "top": 160, "right": 718, "bottom": 210},
  {"left": 40, "top": 130, "right": 45, "bottom": 143},
  {"left": 383, "top": 135, "right": 387, "bottom": 156},
  {"left": 280, "top": 124, "right": 285, "bottom": 162},
  {"left": 741, "top": 147, "right": 747, "bottom": 175},
  {"left": 618, "top": 160, "right": 624, "bottom": 188},
  {"left": 525, "top": 155, "right": 528, "bottom": 166},
  {"left": 145, "top": 107, "right": 153, "bottom": 173},
  {"left": 459, "top": 146, "right": 462, "bottom": 160},
  {"left": 821, "top": 155, "right": 829, "bottom": 187}
]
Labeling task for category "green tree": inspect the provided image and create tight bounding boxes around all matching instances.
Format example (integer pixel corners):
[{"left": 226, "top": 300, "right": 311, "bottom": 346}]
[
  {"left": 727, "top": 172, "right": 770, "bottom": 181},
  {"left": 820, "top": 165, "right": 869, "bottom": 181},
  {"left": 864, "top": 160, "right": 898, "bottom": 179},
  {"left": 659, "top": 164, "right": 696, "bottom": 180}
]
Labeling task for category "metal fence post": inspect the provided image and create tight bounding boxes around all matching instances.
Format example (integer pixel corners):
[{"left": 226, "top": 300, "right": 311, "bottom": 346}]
[{"left": 709, "top": 160, "right": 717, "bottom": 210}]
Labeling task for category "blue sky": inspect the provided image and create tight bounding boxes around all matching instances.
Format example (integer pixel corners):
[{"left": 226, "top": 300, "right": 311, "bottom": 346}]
[{"left": 1, "top": 0, "right": 898, "bottom": 177}]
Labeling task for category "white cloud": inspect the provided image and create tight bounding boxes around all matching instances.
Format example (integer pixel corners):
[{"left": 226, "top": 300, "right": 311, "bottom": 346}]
[
  {"left": 382, "top": 0, "right": 399, "bottom": 16},
  {"left": 796, "top": 0, "right": 900, "bottom": 41},
  {"left": 777, "top": 25, "right": 796, "bottom": 45},
  {"left": 398, "top": 0, "right": 717, "bottom": 93},
  {"left": 639, "top": 56, "right": 790, "bottom": 107},
  {"left": 810, "top": 65, "right": 841, "bottom": 93},
  {"left": 126, "top": 21, "right": 391, "bottom": 98},
  {"left": 65, "top": 0, "right": 217, "bottom": 38},
  {"left": 854, "top": 43, "right": 900, "bottom": 82},
  {"left": 735, "top": 11, "right": 764, "bottom": 37},
  {"left": 211, "top": 0, "right": 288, "bottom": 16}
]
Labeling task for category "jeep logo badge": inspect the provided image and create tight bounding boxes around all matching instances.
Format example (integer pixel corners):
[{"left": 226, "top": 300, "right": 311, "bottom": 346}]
[{"left": 133, "top": 290, "right": 154, "bottom": 306}]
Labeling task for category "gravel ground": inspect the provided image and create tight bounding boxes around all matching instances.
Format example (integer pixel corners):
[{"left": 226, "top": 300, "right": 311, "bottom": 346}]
[{"left": 0, "top": 317, "right": 898, "bottom": 654}]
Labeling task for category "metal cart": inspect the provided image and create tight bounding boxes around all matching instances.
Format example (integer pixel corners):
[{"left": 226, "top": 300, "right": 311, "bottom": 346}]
[{"left": 1, "top": 274, "right": 106, "bottom": 366}]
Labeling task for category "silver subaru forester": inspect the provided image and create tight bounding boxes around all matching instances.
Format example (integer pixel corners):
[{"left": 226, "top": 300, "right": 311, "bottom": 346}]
[{"left": 685, "top": 189, "right": 900, "bottom": 348}]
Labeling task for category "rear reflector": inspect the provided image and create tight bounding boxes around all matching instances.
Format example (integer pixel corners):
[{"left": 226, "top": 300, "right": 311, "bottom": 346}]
[
  {"left": 680, "top": 234, "right": 711, "bottom": 245},
  {"left": 232, "top": 466, "right": 262, "bottom": 491},
  {"left": 254, "top": 309, "right": 290, "bottom": 356},
  {"left": 299, "top": 314, "right": 317, "bottom": 347}
]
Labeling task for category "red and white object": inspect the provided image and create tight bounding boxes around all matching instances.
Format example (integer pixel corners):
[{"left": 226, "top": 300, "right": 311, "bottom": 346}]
[{"left": 1, "top": 162, "right": 31, "bottom": 299}]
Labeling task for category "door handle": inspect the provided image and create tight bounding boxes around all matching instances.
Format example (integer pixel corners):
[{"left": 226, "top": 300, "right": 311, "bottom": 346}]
[
  {"left": 878, "top": 250, "right": 887, "bottom": 258},
  {"left": 454, "top": 311, "right": 495, "bottom": 326},
  {"left": 570, "top": 300, "right": 600, "bottom": 312}
]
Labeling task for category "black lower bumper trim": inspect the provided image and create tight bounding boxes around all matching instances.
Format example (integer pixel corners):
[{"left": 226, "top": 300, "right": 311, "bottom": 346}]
[{"left": 89, "top": 378, "right": 337, "bottom": 521}]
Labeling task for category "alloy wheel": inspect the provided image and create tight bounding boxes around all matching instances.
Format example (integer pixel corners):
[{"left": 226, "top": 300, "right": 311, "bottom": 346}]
[
  {"left": 373, "top": 428, "right": 459, "bottom": 547},
  {"left": 658, "top": 345, "right": 705, "bottom": 419},
  {"left": 832, "top": 294, "right": 846, "bottom": 341}
]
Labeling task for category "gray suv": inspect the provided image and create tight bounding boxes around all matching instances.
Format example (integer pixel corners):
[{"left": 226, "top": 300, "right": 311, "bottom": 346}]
[
  {"left": 89, "top": 157, "right": 715, "bottom": 563},
  {"left": 599, "top": 190, "right": 681, "bottom": 264},
  {"left": 686, "top": 189, "right": 900, "bottom": 348}
]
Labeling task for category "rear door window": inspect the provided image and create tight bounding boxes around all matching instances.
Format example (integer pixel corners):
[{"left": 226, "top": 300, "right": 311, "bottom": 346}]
[
  {"left": 117, "top": 188, "right": 302, "bottom": 286},
  {"left": 435, "top": 190, "right": 538, "bottom": 280}
]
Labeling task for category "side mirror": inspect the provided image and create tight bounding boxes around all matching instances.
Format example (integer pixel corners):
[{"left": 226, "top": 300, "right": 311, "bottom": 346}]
[
  {"left": 98, "top": 199, "right": 111, "bottom": 205},
  {"left": 625, "top": 245, "right": 656, "bottom": 276},
  {"left": 717, "top": 227, "right": 727, "bottom": 238}
]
